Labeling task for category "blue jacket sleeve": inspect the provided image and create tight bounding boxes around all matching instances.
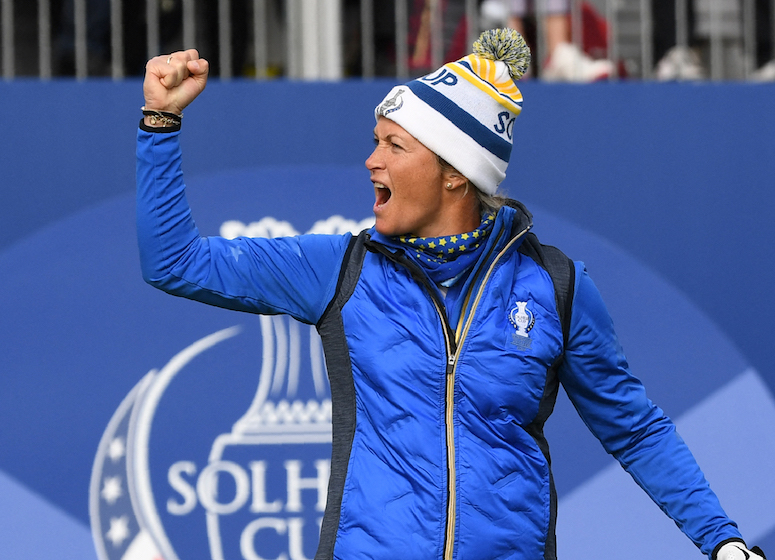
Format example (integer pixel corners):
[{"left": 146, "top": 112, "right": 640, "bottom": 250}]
[
  {"left": 136, "top": 128, "right": 351, "bottom": 324},
  {"left": 558, "top": 264, "right": 741, "bottom": 558}
]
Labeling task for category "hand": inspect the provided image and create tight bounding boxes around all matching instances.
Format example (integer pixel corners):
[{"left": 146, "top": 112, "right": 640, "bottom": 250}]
[
  {"left": 716, "top": 542, "right": 767, "bottom": 560},
  {"left": 143, "top": 49, "right": 209, "bottom": 115}
]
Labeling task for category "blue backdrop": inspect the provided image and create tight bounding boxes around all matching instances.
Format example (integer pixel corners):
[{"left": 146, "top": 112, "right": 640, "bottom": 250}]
[{"left": 0, "top": 79, "right": 773, "bottom": 559}]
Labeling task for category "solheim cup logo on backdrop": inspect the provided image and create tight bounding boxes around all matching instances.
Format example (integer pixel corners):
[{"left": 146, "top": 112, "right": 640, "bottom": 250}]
[{"left": 90, "top": 215, "right": 373, "bottom": 560}]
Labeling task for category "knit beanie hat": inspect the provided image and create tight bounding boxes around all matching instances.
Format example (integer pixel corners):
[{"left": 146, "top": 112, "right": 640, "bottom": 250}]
[{"left": 375, "top": 29, "right": 530, "bottom": 196}]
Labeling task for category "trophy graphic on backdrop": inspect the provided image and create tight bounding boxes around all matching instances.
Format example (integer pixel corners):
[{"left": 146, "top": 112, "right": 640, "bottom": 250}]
[
  {"left": 90, "top": 316, "right": 332, "bottom": 560},
  {"left": 89, "top": 216, "right": 372, "bottom": 560},
  {"left": 204, "top": 316, "right": 332, "bottom": 560}
]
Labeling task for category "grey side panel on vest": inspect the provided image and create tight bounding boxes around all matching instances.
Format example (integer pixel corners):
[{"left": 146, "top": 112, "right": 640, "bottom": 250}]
[
  {"left": 314, "top": 231, "right": 369, "bottom": 560},
  {"left": 525, "top": 353, "right": 562, "bottom": 560},
  {"left": 519, "top": 233, "right": 575, "bottom": 560}
]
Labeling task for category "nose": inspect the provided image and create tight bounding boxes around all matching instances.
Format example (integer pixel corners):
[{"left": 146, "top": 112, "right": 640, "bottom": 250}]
[{"left": 365, "top": 146, "right": 382, "bottom": 171}]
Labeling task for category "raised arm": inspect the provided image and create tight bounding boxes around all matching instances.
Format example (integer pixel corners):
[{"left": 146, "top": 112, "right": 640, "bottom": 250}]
[{"left": 136, "top": 52, "right": 351, "bottom": 324}]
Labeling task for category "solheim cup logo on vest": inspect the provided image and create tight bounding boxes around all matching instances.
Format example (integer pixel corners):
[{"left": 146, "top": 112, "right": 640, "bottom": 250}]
[
  {"left": 90, "top": 214, "right": 373, "bottom": 560},
  {"left": 508, "top": 301, "right": 535, "bottom": 351}
]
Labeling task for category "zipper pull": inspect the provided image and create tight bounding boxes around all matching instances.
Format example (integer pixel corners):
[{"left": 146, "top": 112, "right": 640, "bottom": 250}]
[{"left": 446, "top": 353, "right": 456, "bottom": 375}]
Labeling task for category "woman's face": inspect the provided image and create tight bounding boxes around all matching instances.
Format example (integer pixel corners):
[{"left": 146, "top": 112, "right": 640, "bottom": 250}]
[{"left": 366, "top": 117, "right": 449, "bottom": 238}]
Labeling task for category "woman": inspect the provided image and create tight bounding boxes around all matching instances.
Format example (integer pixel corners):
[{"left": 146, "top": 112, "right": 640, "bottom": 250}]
[{"left": 137, "top": 29, "right": 764, "bottom": 560}]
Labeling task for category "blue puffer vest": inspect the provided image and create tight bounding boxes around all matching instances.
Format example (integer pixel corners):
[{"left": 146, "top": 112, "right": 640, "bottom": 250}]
[{"left": 316, "top": 203, "right": 571, "bottom": 560}]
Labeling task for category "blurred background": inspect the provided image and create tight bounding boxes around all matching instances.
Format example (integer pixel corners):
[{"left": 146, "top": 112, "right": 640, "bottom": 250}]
[{"left": 2, "top": 0, "right": 774, "bottom": 81}]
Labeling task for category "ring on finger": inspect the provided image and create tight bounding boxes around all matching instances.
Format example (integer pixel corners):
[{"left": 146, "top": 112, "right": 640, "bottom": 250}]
[{"left": 166, "top": 55, "right": 174, "bottom": 64}]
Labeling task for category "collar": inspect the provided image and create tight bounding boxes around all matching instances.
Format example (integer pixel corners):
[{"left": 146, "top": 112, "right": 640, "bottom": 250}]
[{"left": 367, "top": 199, "right": 533, "bottom": 282}]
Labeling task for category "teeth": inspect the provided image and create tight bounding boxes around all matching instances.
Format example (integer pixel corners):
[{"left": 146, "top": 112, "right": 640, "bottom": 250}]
[{"left": 373, "top": 181, "right": 391, "bottom": 207}]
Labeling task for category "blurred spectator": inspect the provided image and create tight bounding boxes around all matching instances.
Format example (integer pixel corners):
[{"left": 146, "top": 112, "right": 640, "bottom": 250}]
[
  {"left": 12, "top": 0, "right": 773, "bottom": 81},
  {"left": 652, "top": 0, "right": 704, "bottom": 80},
  {"left": 653, "top": 0, "right": 775, "bottom": 81},
  {"left": 408, "top": 0, "right": 471, "bottom": 74},
  {"left": 752, "top": 0, "right": 775, "bottom": 80},
  {"left": 480, "top": 0, "right": 614, "bottom": 81}
]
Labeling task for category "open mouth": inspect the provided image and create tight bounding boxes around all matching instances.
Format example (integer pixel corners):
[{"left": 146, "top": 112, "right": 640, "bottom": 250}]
[{"left": 374, "top": 183, "right": 392, "bottom": 208}]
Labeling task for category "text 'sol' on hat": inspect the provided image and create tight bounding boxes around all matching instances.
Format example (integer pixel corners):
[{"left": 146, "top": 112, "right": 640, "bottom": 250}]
[{"left": 375, "top": 28, "right": 530, "bottom": 196}]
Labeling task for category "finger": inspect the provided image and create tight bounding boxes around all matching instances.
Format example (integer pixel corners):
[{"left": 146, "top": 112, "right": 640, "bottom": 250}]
[
  {"left": 144, "top": 54, "right": 179, "bottom": 90},
  {"left": 186, "top": 57, "right": 210, "bottom": 83},
  {"left": 160, "top": 52, "right": 192, "bottom": 89},
  {"left": 180, "top": 48, "right": 201, "bottom": 62},
  {"left": 167, "top": 48, "right": 204, "bottom": 75}
]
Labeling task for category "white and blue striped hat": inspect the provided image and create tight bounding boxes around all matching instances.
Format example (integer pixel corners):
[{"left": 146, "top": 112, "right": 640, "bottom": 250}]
[{"left": 375, "top": 28, "right": 530, "bottom": 196}]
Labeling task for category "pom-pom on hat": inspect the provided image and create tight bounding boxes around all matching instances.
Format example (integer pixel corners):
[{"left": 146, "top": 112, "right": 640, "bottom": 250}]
[{"left": 375, "top": 28, "right": 531, "bottom": 196}]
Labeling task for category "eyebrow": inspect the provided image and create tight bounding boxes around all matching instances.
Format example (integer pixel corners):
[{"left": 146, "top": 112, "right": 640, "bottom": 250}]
[{"left": 373, "top": 130, "right": 402, "bottom": 143}]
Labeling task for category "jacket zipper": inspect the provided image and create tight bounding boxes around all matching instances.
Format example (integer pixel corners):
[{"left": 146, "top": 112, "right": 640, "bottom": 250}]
[
  {"left": 364, "top": 225, "right": 531, "bottom": 560},
  {"left": 367, "top": 243, "right": 460, "bottom": 559},
  {"left": 427, "top": 294, "right": 456, "bottom": 560},
  {"left": 440, "top": 224, "right": 530, "bottom": 560}
]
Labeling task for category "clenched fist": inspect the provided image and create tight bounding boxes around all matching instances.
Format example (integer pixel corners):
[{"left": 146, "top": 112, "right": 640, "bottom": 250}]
[{"left": 143, "top": 49, "right": 210, "bottom": 116}]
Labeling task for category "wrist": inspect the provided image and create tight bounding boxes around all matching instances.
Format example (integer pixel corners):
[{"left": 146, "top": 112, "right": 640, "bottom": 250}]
[{"left": 141, "top": 106, "right": 183, "bottom": 128}]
